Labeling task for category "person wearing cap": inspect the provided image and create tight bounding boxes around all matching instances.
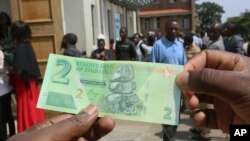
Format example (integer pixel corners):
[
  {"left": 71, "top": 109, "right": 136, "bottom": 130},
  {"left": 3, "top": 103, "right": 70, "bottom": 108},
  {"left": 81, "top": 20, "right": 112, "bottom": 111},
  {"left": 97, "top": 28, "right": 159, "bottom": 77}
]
[{"left": 90, "top": 34, "right": 114, "bottom": 60}]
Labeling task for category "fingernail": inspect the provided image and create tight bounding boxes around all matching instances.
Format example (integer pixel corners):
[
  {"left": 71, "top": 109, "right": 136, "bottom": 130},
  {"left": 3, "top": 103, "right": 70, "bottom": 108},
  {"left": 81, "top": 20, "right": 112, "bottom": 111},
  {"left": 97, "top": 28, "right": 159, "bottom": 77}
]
[
  {"left": 190, "top": 109, "right": 203, "bottom": 118},
  {"left": 74, "top": 104, "right": 98, "bottom": 125},
  {"left": 191, "top": 110, "right": 206, "bottom": 127},
  {"left": 83, "top": 104, "right": 98, "bottom": 116},
  {"left": 176, "top": 71, "right": 189, "bottom": 89}
]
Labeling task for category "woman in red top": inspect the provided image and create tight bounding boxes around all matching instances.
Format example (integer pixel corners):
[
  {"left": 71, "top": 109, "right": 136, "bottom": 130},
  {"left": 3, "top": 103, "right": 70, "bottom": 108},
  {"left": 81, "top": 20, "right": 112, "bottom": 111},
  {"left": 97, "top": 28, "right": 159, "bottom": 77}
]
[{"left": 11, "top": 21, "right": 44, "bottom": 132}]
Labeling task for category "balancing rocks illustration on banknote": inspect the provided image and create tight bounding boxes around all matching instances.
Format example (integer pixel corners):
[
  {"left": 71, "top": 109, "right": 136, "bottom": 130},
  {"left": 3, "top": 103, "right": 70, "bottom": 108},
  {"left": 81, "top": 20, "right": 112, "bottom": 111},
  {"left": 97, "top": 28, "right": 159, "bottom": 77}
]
[{"left": 104, "top": 65, "right": 140, "bottom": 115}]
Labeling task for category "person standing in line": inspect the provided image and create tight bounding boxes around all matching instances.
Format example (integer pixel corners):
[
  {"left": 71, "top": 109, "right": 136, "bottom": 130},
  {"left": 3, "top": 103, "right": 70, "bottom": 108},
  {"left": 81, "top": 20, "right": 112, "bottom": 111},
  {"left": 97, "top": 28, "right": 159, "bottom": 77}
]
[
  {"left": 189, "top": 23, "right": 225, "bottom": 141},
  {"left": 109, "top": 39, "right": 116, "bottom": 59},
  {"left": 151, "top": 20, "right": 187, "bottom": 141},
  {"left": 0, "top": 12, "right": 15, "bottom": 67},
  {"left": 0, "top": 11, "right": 16, "bottom": 139},
  {"left": 191, "top": 31, "right": 203, "bottom": 49},
  {"left": 242, "top": 35, "right": 249, "bottom": 55},
  {"left": 207, "top": 23, "right": 225, "bottom": 51},
  {"left": 200, "top": 31, "right": 210, "bottom": 50},
  {"left": 225, "top": 23, "right": 245, "bottom": 55},
  {"left": 0, "top": 11, "right": 12, "bottom": 46},
  {"left": 91, "top": 34, "right": 114, "bottom": 60},
  {"left": 132, "top": 33, "right": 144, "bottom": 61},
  {"left": 0, "top": 49, "right": 15, "bottom": 140},
  {"left": 11, "top": 21, "right": 45, "bottom": 132},
  {"left": 141, "top": 34, "right": 155, "bottom": 62},
  {"left": 115, "top": 27, "right": 137, "bottom": 61},
  {"left": 61, "top": 33, "right": 82, "bottom": 57},
  {"left": 184, "top": 35, "right": 201, "bottom": 61}
]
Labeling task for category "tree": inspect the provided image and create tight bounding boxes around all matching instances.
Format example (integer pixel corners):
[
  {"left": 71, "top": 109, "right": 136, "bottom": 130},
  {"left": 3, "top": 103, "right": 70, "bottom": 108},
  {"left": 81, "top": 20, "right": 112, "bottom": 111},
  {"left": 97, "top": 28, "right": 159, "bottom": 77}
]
[
  {"left": 196, "top": 2, "right": 225, "bottom": 32},
  {"left": 227, "top": 10, "right": 250, "bottom": 39}
]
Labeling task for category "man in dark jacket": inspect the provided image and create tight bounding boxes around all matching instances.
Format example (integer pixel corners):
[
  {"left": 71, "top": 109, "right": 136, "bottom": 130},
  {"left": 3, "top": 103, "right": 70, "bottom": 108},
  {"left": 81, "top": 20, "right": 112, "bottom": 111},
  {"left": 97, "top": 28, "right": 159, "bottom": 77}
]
[
  {"left": 225, "top": 23, "right": 245, "bottom": 55},
  {"left": 115, "top": 27, "right": 136, "bottom": 61},
  {"left": 61, "top": 33, "right": 82, "bottom": 57}
]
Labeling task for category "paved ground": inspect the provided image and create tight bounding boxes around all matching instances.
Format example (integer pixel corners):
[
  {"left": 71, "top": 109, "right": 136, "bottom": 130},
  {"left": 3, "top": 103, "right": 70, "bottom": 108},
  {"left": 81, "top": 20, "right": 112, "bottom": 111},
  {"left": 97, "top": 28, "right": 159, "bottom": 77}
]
[
  {"left": 11, "top": 96, "right": 229, "bottom": 141},
  {"left": 100, "top": 110, "right": 229, "bottom": 141},
  {"left": 11, "top": 104, "right": 229, "bottom": 141}
]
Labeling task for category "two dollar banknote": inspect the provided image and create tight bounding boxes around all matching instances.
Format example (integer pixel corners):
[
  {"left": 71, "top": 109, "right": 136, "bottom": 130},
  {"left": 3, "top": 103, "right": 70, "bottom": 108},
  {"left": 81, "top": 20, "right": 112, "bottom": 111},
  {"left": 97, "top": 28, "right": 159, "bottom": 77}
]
[{"left": 37, "top": 54, "right": 183, "bottom": 125}]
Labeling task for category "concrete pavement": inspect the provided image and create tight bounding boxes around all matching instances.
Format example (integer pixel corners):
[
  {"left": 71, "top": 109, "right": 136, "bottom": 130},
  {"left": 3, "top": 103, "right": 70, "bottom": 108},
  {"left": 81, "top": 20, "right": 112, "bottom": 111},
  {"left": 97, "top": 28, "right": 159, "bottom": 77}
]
[{"left": 100, "top": 110, "right": 229, "bottom": 141}]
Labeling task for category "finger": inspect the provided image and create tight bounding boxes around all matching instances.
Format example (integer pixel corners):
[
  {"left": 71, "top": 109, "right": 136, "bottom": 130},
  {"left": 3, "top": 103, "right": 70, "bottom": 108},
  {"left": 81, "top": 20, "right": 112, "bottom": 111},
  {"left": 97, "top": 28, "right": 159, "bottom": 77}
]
[
  {"left": 38, "top": 104, "right": 99, "bottom": 141},
  {"left": 84, "top": 116, "right": 115, "bottom": 140},
  {"left": 191, "top": 109, "right": 218, "bottom": 129},
  {"left": 77, "top": 137, "right": 86, "bottom": 141},
  {"left": 176, "top": 68, "right": 248, "bottom": 103},
  {"left": 191, "top": 98, "right": 234, "bottom": 133},
  {"left": 190, "top": 109, "right": 231, "bottom": 132},
  {"left": 27, "top": 114, "right": 73, "bottom": 131},
  {"left": 185, "top": 93, "right": 199, "bottom": 110},
  {"left": 184, "top": 91, "right": 213, "bottom": 110},
  {"left": 184, "top": 50, "right": 247, "bottom": 71},
  {"left": 94, "top": 116, "right": 115, "bottom": 138}
]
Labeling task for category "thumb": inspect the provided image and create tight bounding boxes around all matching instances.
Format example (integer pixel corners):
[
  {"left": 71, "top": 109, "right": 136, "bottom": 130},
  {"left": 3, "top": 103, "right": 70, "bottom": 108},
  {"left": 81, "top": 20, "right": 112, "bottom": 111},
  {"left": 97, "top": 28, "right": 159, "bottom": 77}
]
[
  {"left": 176, "top": 68, "right": 247, "bottom": 102},
  {"left": 41, "top": 104, "right": 98, "bottom": 141}
]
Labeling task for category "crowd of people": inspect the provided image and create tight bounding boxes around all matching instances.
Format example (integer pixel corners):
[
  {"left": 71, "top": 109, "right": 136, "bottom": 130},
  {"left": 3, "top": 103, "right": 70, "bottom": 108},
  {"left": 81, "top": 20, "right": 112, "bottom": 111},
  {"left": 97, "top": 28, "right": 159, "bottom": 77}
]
[{"left": 2, "top": 9, "right": 250, "bottom": 141}]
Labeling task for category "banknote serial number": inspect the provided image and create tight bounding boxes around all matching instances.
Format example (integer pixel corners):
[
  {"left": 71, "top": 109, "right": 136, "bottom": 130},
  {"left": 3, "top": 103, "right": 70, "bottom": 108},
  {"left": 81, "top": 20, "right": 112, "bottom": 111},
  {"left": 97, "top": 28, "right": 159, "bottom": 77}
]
[{"left": 80, "top": 79, "right": 106, "bottom": 87}]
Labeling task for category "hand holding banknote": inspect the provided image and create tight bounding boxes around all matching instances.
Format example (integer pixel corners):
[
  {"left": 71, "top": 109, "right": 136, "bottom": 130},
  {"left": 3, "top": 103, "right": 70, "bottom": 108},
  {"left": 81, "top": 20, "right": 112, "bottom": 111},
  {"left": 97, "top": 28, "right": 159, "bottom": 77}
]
[
  {"left": 176, "top": 50, "right": 250, "bottom": 133},
  {"left": 38, "top": 54, "right": 183, "bottom": 125},
  {"left": 8, "top": 105, "right": 115, "bottom": 141}
]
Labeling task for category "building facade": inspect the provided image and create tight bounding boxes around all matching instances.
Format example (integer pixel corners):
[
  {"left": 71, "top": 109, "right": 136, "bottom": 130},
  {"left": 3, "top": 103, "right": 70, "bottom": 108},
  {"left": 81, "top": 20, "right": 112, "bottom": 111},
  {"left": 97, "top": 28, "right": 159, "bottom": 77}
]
[
  {"left": 1, "top": 0, "right": 156, "bottom": 75},
  {"left": 62, "top": 0, "right": 139, "bottom": 56},
  {"left": 139, "top": 0, "right": 195, "bottom": 35}
]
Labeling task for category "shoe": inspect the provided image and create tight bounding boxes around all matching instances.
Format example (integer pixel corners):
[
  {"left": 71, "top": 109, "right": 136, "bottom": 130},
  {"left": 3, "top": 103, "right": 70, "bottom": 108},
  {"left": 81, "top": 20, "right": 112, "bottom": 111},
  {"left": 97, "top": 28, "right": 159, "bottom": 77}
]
[
  {"left": 191, "top": 134, "right": 211, "bottom": 141},
  {"left": 189, "top": 128, "right": 201, "bottom": 134}
]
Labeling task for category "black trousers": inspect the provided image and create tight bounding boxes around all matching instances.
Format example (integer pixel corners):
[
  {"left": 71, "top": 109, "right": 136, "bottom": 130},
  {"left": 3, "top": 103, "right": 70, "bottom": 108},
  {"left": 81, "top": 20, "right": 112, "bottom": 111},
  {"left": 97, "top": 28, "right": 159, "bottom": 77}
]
[
  {"left": 0, "top": 92, "right": 15, "bottom": 141},
  {"left": 162, "top": 105, "right": 180, "bottom": 141},
  {"left": 162, "top": 124, "right": 178, "bottom": 141}
]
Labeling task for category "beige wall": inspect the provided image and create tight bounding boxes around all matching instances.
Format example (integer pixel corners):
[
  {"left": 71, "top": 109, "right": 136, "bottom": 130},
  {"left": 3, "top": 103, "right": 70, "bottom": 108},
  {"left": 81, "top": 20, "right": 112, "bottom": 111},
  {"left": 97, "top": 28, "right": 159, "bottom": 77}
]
[
  {"left": 0, "top": 0, "right": 11, "bottom": 16},
  {"left": 62, "top": 0, "right": 85, "bottom": 53},
  {"left": 62, "top": 0, "right": 137, "bottom": 56}
]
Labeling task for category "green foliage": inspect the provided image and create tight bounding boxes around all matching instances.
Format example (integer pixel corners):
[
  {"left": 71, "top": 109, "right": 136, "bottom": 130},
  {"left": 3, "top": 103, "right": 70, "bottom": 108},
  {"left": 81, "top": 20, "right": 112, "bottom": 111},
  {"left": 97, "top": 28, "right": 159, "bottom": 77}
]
[
  {"left": 227, "top": 10, "right": 250, "bottom": 38},
  {"left": 227, "top": 17, "right": 241, "bottom": 23},
  {"left": 196, "top": 2, "right": 225, "bottom": 32}
]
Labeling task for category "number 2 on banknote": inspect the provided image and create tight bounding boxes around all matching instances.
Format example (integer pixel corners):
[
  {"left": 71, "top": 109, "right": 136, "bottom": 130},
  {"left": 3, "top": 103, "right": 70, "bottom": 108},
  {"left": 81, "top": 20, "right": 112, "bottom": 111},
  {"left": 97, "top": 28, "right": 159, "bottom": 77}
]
[
  {"left": 163, "top": 107, "right": 172, "bottom": 120},
  {"left": 76, "top": 89, "right": 83, "bottom": 99},
  {"left": 52, "top": 59, "right": 71, "bottom": 84}
]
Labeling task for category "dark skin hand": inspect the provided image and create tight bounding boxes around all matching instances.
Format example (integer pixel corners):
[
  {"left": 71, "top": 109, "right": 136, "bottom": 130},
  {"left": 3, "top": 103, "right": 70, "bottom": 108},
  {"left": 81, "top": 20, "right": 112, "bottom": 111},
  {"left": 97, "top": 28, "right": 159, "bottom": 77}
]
[
  {"left": 7, "top": 105, "right": 115, "bottom": 141},
  {"left": 176, "top": 50, "right": 250, "bottom": 133}
]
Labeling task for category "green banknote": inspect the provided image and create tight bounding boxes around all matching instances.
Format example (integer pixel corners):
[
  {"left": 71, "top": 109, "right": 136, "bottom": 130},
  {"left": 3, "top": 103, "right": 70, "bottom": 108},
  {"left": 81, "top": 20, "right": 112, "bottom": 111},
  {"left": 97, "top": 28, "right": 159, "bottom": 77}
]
[{"left": 37, "top": 54, "right": 183, "bottom": 125}]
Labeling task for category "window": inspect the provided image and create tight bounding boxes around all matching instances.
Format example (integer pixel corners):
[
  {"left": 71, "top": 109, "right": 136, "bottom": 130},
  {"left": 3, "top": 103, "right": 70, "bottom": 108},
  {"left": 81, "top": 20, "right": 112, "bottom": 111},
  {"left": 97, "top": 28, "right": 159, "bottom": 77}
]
[
  {"left": 169, "top": 16, "right": 176, "bottom": 20},
  {"left": 181, "top": 16, "right": 190, "bottom": 29},
  {"left": 99, "top": 0, "right": 104, "bottom": 33},
  {"left": 107, "top": 10, "right": 112, "bottom": 39},
  {"left": 144, "top": 18, "right": 150, "bottom": 30},
  {"left": 91, "top": 5, "right": 95, "bottom": 44},
  {"left": 169, "top": 0, "right": 177, "bottom": 3},
  {"left": 156, "top": 17, "right": 161, "bottom": 30}
]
